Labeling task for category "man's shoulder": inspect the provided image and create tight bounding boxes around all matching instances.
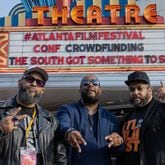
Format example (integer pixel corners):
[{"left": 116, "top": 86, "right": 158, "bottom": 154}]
[
  {"left": 37, "top": 105, "right": 52, "bottom": 114},
  {"left": 38, "top": 105, "right": 59, "bottom": 122},
  {"left": 0, "top": 97, "right": 16, "bottom": 109},
  {"left": 99, "top": 106, "right": 117, "bottom": 118},
  {"left": 58, "top": 102, "right": 79, "bottom": 110}
]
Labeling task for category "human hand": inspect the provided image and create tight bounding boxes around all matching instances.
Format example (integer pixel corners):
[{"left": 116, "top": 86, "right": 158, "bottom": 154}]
[
  {"left": 105, "top": 132, "right": 123, "bottom": 148},
  {"left": 67, "top": 130, "right": 87, "bottom": 153},
  {"left": 0, "top": 107, "right": 27, "bottom": 133},
  {"left": 157, "top": 81, "right": 165, "bottom": 103}
]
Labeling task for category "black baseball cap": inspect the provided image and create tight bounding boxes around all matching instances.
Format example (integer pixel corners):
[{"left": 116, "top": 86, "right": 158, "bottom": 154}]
[
  {"left": 23, "top": 66, "right": 48, "bottom": 82},
  {"left": 125, "top": 71, "right": 150, "bottom": 86}
]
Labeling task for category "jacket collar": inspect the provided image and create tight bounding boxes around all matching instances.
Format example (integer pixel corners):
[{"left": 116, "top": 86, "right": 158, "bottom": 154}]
[
  {"left": 1, "top": 96, "right": 53, "bottom": 133},
  {"left": 0, "top": 96, "right": 17, "bottom": 109}
]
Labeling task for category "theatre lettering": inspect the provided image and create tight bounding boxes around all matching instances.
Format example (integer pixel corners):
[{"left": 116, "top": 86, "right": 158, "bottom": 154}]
[{"left": 33, "top": 4, "right": 157, "bottom": 25}]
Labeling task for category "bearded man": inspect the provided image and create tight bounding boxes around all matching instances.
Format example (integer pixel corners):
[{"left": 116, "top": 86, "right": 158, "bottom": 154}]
[
  {"left": 0, "top": 66, "right": 67, "bottom": 165},
  {"left": 116, "top": 71, "right": 165, "bottom": 165},
  {"left": 57, "top": 74, "right": 123, "bottom": 165}
]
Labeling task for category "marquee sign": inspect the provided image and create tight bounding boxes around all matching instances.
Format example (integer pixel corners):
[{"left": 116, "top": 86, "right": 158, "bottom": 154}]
[
  {"left": 0, "top": 26, "right": 165, "bottom": 73},
  {"left": 32, "top": 4, "right": 157, "bottom": 25},
  {"left": 0, "top": 1, "right": 165, "bottom": 73}
]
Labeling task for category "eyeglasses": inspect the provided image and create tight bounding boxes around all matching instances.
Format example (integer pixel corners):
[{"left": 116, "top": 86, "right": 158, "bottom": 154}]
[
  {"left": 22, "top": 75, "right": 45, "bottom": 87},
  {"left": 81, "top": 79, "right": 100, "bottom": 86}
]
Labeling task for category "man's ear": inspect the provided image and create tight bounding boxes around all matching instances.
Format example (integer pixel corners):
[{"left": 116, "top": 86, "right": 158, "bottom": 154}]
[
  {"left": 18, "top": 79, "right": 22, "bottom": 87},
  {"left": 147, "top": 86, "right": 153, "bottom": 96},
  {"left": 41, "top": 87, "right": 45, "bottom": 94},
  {"left": 99, "top": 88, "right": 102, "bottom": 95}
]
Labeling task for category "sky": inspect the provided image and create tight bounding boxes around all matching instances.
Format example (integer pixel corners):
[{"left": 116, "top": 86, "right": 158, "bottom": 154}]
[
  {"left": 0, "top": 0, "right": 21, "bottom": 17},
  {"left": 0, "top": 0, "right": 164, "bottom": 18}
]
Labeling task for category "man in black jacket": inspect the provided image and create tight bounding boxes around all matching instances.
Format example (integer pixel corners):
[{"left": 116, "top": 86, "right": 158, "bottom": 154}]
[
  {"left": 117, "top": 71, "right": 165, "bottom": 165},
  {"left": 0, "top": 66, "right": 67, "bottom": 165}
]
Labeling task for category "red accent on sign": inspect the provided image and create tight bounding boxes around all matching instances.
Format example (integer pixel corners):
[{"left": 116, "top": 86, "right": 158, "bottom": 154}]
[{"left": 0, "top": 33, "right": 8, "bottom": 67}]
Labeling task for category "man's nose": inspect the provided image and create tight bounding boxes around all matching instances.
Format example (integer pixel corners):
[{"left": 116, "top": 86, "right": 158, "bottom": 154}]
[
  {"left": 30, "top": 80, "right": 37, "bottom": 86},
  {"left": 88, "top": 82, "right": 94, "bottom": 86},
  {"left": 133, "top": 88, "right": 139, "bottom": 94}
]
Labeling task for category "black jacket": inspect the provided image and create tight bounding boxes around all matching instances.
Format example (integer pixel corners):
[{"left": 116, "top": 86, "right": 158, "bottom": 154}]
[
  {"left": 0, "top": 96, "right": 67, "bottom": 165},
  {"left": 117, "top": 99, "right": 165, "bottom": 165}
]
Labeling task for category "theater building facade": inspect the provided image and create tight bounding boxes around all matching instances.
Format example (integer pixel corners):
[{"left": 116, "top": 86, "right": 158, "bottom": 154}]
[{"left": 0, "top": 0, "right": 165, "bottom": 114}]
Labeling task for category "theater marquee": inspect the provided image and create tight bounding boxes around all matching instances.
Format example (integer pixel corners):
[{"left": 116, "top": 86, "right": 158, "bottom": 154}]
[
  {"left": 0, "top": 26, "right": 164, "bottom": 73},
  {"left": 0, "top": 3, "right": 165, "bottom": 73}
]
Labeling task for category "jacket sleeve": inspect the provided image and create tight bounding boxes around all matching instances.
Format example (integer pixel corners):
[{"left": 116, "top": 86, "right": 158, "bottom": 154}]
[
  {"left": 54, "top": 137, "right": 68, "bottom": 165},
  {"left": 53, "top": 116, "right": 68, "bottom": 165},
  {"left": 0, "top": 109, "right": 9, "bottom": 141},
  {"left": 56, "top": 105, "right": 73, "bottom": 138},
  {"left": 108, "top": 113, "right": 124, "bottom": 155}
]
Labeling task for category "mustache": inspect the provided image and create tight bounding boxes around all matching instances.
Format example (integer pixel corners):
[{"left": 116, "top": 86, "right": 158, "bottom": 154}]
[
  {"left": 131, "top": 95, "right": 142, "bottom": 100},
  {"left": 81, "top": 91, "right": 99, "bottom": 105}
]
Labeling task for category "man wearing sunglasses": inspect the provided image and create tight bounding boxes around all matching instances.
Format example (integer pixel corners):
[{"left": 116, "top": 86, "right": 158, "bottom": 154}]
[
  {"left": 0, "top": 66, "right": 67, "bottom": 165},
  {"left": 57, "top": 74, "right": 123, "bottom": 165}
]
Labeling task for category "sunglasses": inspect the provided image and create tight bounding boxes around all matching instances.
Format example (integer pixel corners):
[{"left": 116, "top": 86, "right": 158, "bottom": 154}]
[
  {"left": 22, "top": 75, "right": 45, "bottom": 87},
  {"left": 81, "top": 79, "right": 100, "bottom": 86}
]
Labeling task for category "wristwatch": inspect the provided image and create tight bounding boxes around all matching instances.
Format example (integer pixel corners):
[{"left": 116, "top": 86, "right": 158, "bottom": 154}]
[{"left": 65, "top": 128, "right": 75, "bottom": 139}]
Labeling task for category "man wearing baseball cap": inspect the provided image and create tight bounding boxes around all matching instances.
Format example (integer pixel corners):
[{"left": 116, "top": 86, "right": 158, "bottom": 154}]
[
  {"left": 0, "top": 66, "right": 67, "bottom": 165},
  {"left": 23, "top": 65, "right": 49, "bottom": 82},
  {"left": 117, "top": 71, "right": 165, "bottom": 165}
]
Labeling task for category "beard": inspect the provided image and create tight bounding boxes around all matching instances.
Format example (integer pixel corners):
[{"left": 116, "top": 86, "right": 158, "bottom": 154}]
[
  {"left": 18, "top": 83, "right": 43, "bottom": 105},
  {"left": 129, "top": 94, "right": 150, "bottom": 108},
  {"left": 81, "top": 91, "right": 99, "bottom": 105}
]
